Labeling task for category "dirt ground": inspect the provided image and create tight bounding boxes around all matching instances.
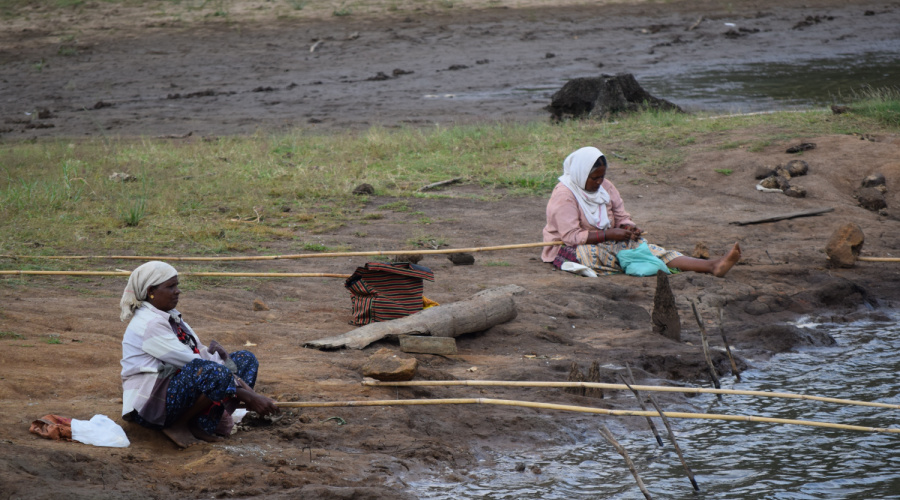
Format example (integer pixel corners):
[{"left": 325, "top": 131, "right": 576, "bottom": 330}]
[{"left": 2, "top": 0, "right": 900, "bottom": 498}]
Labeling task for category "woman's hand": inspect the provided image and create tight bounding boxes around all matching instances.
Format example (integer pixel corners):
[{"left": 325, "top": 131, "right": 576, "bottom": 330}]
[
  {"left": 235, "top": 380, "right": 280, "bottom": 416},
  {"left": 207, "top": 340, "right": 229, "bottom": 361},
  {"left": 246, "top": 393, "right": 281, "bottom": 417},
  {"left": 606, "top": 228, "right": 640, "bottom": 241},
  {"left": 620, "top": 224, "right": 643, "bottom": 237}
]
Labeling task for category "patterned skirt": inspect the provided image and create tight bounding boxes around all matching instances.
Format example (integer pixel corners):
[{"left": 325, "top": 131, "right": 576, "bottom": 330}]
[{"left": 569, "top": 238, "right": 683, "bottom": 275}]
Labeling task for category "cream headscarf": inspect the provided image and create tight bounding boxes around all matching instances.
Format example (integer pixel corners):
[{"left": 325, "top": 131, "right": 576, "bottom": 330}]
[
  {"left": 559, "top": 146, "right": 610, "bottom": 229},
  {"left": 120, "top": 261, "right": 178, "bottom": 321}
]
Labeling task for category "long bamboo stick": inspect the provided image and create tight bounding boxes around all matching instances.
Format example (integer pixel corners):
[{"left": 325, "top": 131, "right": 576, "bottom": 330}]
[
  {"left": 362, "top": 379, "right": 900, "bottom": 410},
  {"left": 0, "top": 241, "right": 565, "bottom": 262},
  {"left": 276, "top": 398, "right": 900, "bottom": 434},
  {"left": 858, "top": 257, "right": 900, "bottom": 262},
  {"left": 0, "top": 270, "right": 351, "bottom": 278}
]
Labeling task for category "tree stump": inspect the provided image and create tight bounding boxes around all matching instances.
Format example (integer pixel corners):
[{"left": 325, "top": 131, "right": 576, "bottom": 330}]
[
  {"left": 547, "top": 73, "right": 682, "bottom": 121},
  {"left": 652, "top": 270, "right": 681, "bottom": 342}
]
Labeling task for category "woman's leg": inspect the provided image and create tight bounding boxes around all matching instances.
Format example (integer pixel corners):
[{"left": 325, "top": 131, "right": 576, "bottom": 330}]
[
  {"left": 163, "top": 359, "right": 237, "bottom": 447},
  {"left": 667, "top": 243, "right": 741, "bottom": 277}
]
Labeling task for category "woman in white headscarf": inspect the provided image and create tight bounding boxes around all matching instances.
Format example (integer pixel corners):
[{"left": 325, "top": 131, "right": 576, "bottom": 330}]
[
  {"left": 120, "top": 261, "right": 279, "bottom": 448},
  {"left": 542, "top": 147, "right": 740, "bottom": 276}
]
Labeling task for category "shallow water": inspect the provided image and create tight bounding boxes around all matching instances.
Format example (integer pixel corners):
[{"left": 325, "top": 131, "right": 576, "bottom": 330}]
[
  {"left": 639, "top": 52, "right": 900, "bottom": 113},
  {"left": 410, "top": 314, "right": 900, "bottom": 499}
]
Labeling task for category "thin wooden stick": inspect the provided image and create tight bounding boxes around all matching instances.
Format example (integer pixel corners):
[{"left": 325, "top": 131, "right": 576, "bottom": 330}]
[
  {"left": 0, "top": 270, "right": 350, "bottom": 278},
  {"left": 419, "top": 177, "right": 463, "bottom": 192},
  {"left": 691, "top": 300, "right": 722, "bottom": 397},
  {"left": 275, "top": 398, "right": 900, "bottom": 434},
  {"left": 599, "top": 424, "right": 653, "bottom": 500},
  {"left": 645, "top": 392, "right": 699, "bottom": 491},
  {"left": 620, "top": 367, "right": 664, "bottom": 447},
  {"left": 363, "top": 379, "right": 900, "bottom": 410},
  {"left": 0, "top": 241, "right": 564, "bottom": 262},
  {"left": 718, "top": 307, "right": 741, "bottom": 382}
]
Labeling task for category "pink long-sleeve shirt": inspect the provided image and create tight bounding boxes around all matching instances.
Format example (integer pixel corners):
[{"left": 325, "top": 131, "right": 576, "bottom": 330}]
[{"left": 541, "top": 180, "right": 635, "bottom": 262}]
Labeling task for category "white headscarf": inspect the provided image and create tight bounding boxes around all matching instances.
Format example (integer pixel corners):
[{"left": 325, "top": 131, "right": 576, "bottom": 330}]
[
  {"left": 120, "top": 261, "right": 178, "bottom": 321},
  {"left": 559, "top": 146, "right": 610, "bottom": 229}
]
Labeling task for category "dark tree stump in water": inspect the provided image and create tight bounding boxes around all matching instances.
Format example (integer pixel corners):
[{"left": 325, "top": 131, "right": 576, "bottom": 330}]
[
  {"left": 547, "top": 73, "right": 682, "bottom": 121},
  {"left": 584, "top": 360, "right": 603, "bottom": 399},
  {"left": 565, "top": 361, "right": 585, "bottom": 396},
  {"left": 652, "top": 270, "right": 681, "bottom": 342}
]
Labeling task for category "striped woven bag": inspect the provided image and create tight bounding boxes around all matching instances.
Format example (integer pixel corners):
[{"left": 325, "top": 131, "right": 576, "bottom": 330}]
[{"left": 345, "top": 262, "right": 435, "bottom": 326}]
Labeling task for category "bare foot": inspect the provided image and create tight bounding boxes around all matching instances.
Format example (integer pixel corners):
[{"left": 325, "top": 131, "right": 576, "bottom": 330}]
[
  {"left": 162, "top": 423, "right": 202, "bottom": 449},
  {"left": 189, "top": 420, "right": 224, "bottom": 443},
  {"left": 712, "top": 242, "right": 741, "bottom": 277}
]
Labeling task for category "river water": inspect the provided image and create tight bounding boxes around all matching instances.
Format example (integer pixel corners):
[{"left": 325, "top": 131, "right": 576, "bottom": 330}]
[{"left": 410, "top": 313, "right": 900, "bottom": 499}]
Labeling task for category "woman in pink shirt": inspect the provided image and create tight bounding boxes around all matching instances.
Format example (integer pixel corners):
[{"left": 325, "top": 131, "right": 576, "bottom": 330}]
[{"left": 542, "top": 146, "right": 740, "bottom": 277}]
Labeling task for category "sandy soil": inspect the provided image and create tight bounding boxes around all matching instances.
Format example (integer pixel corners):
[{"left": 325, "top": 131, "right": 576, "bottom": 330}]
[{"left": 2, "top": 0, "right": 900, "bottom": 498}]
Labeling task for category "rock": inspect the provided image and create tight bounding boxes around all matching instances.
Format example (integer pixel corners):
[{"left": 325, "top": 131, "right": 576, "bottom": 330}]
[
  {"left": 785, "top": 142, "right": 815, "bottom": 154},
  {"left": 361, "top": 348, "right": 417, "bottom": 381},
  {"left": 743, "top": 301, "right": 770, "bottom": 315},
  {"left": 352, "top": 183, "right": 375, "bottom": 195},
  {"left": 831, "top": 105, "right": 851, "bottom": 114},
  {"left": 732, "top": 324, "right": 836, "bottom": 354},
  {"left": 109, "top": 172, "right": 137, "bottom": 182},
  {"left": 546, "top": 73, "right": 681, "bottom": 121},
  {"left": 691, "top": 242, "right": 709, "bottom": 259},
  {"left": 252, "top": 299, "right": 269, "bottom": 311},
  {"left": 783, "top": 185, "right": 807, "bottom": 198},
  {"left": 785, "top": 159, "right": 809, "bottom": 176},
  {"left": 861, "top": 173, "right": 886, "bottom": 188},
  {"left": 811, "top": 278, "right": 870, "bottom": 307},
  {"left": 391, "top": 254, "right": 422, "bottom": 264},
  {"left": 651, "top": 270, "right": 681, "bottom": 342},
  {"left": 825, "top": 223, "right": 864, "bottom": 268},
  {"left": 856, "top": 187, "right": 887, "bottom": 211},
  {"left": 759, "top": 175, "right": 790, "bottom": 190},
  {"left": 773, "top": 166, "right": 792, "bottom": 179},
  {"left": 754, "top": 165, "right": 776, "bottom": 179},
  {"left": 447, "top": 253, "right": 475, "bottom": 265}
]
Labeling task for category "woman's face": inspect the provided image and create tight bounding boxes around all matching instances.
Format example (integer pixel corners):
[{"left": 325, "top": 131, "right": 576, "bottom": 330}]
[
  {"left": 147, "top": 276, "right": 180, "bottom": 311},
  {"left": 584, "top": 164, "right": 607, "bottom": 193}
]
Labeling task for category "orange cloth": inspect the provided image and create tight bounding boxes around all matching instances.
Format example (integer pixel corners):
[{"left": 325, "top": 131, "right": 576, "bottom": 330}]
[{"left": 29, "top": 414, "right": 73, "bottom": 441}]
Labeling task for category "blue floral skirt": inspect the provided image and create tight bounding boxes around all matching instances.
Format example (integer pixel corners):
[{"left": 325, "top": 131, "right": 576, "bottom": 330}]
[{"left": 131, "top": 350, "right": 258, "bottom": 436}]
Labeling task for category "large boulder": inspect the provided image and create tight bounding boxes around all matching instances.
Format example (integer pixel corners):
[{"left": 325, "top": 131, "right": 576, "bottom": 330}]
[{"left": 547, "top": 73, "right": 682, "bottom": 120}]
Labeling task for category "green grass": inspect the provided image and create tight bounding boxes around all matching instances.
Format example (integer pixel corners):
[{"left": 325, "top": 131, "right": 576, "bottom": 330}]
[
  {"left": 715, "top": 169, "right": 733, "bottom": 176},
  {"left": 1, "top": 93, "right": 897, "bottom": 262},
  {"left": 0, "top": 331, "right": 24, "bottom": 339}
]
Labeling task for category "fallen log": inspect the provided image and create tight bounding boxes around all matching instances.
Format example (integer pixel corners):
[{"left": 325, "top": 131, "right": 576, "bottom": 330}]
[{"left": 304, "top": 285, "right": 523, "bottom": 350}]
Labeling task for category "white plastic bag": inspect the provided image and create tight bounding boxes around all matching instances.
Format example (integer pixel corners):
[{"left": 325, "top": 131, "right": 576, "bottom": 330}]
[
  {"left": 71, "top": 415, "right": 130, "bottom": 448},
  {"left": 561, "top": 261, "right": 598, "bottom": 278}
]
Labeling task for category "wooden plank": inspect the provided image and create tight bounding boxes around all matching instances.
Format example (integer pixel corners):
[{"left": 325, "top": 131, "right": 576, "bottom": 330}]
[
  {"left": 730, "top": 207, "right": 834, "bottom": 226},
  {"left": 399, "top": 335, "right": 458, "bottom": 355}
]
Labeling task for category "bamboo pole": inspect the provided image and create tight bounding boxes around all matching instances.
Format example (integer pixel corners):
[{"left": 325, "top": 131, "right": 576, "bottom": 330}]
[
  {"left": 362, "top": 379, "right": 900, "bottom": 410},
  {"left": 0, "top": 270, "right": 351, "bottom": 278},
  {"left": 718, "top": 307, "right": 742, "bottom": 382},
  {"left": 691, "top": 300, "right": 722, "bottom": 397},
  {"left": 0, "top": 241, "right": 565, "bottom": 262},
  {"left": 858, "top": 257, "right": 900, "bottom": 262},
  {"left": 599, "top": 424, "right": 653, "bottom": 500},
  {"left": 276, "top": 398, "right": 900, "bottom": 434}
]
